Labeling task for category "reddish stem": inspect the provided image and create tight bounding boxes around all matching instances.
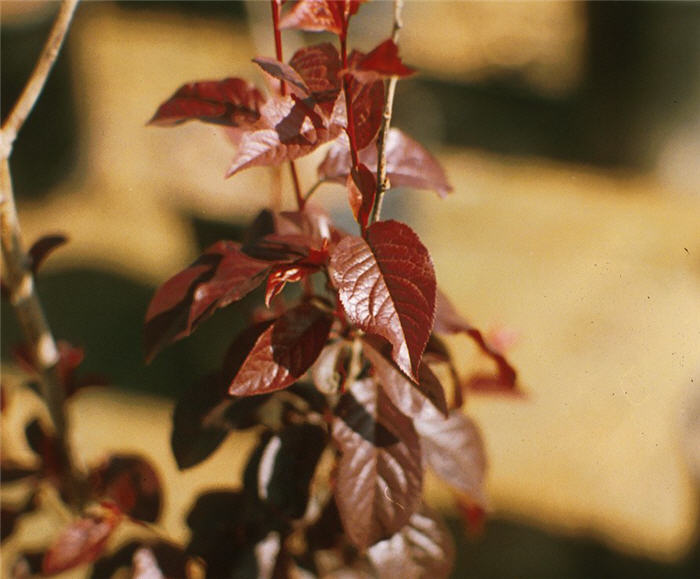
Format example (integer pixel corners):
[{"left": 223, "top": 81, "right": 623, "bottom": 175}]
[{"left": 270, "top": 0, "right": 305, "bottom": 209}]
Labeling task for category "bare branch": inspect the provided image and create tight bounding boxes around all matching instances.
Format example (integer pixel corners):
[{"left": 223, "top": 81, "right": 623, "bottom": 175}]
[
  {"left": 370, "top": 0, "right": 404, "bottom": 224},
  {"left": 1, "top": 0, "right": 80, "bottom": 159}
]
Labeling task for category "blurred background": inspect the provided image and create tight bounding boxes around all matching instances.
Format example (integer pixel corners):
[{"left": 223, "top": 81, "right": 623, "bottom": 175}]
[{"left": 2, "top": 1, "right": 699, "bottom": 577}]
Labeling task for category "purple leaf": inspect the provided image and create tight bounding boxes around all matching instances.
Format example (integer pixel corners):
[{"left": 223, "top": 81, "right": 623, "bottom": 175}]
[
  {"left": 362, "top": 336, "right": 448, "bottom": 419},
  {"left": 332, "top": 379, "right": 423, "bottom": 549},
  {"left": 415, "top": 409, "right": 488, "bottom": 507},
  {"left": 144, "top": 241, "right": 270, "bottom": 362},
  {"left": 149, "top": 78, "right": 264, "bottom": 127},
  {"left": 434, "top": 290, "right": 518, "bottom": 392},
  {"left": 318, "top": 128, "right": 452, "bottom": 197},
  {"left": 329, "top": 220, "right": 436, "bottom": 380},
  {"left": 368, "top": 506, "right": 455, "bottom": 579},
  {"left": 228, "top": 303, "right": 333, "bottom": 396}
]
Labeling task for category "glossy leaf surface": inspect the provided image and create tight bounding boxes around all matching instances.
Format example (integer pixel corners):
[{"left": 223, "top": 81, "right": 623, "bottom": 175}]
[
  {"left": 228, "top": 303, "right": 333, "bottom": 396},
  {"left": 330, "top": 220, "right": 436, "bottom": 379}
]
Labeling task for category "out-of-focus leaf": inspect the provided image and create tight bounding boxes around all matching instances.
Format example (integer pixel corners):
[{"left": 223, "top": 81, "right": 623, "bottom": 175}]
[
  {"left": 253, "top": 423, "right": 327, "bottom": 520},
  {"left": 1, "top": 460, "right": 38, "bottom": 484},
  {"left": 329, "top": 220, "right": 436, "bottom": 380},
  {"left": 28, "top": 234, "right": 68, "bottom": 274},
  {"left": 186, "top": 490, "right": 276, "bottom": 578},
  {"left": 149, "top": 78, "right": 264, "bottom": 127},
  {"left": 350, "top": 39, "right": 415, "bottom": 82},
  {"left": 332, "top": 379, "right": 422, "bottom": 549},
  {"left": 433, "top": 290, "right": 518, "bottom": 392},
  {"left": 132, "top": 547, "right": 164, "bottom": 579},
  {"left": 367, "top": 506, "right": 454, "bottom": 579},
  {"left": 279, "top": 0, "right": 345, "bottom": 35},
  {"left": 42, "top": 506, "right": 122, "bottom": 576},
  {"left": 144, "top": 241, "right": 270, "bottom": 362},
  {"left": 415, "top": 410, "right": 487, "bottom": 507},
  {"left": 311, "top": 340, "right": 350, "bottom": 395},
  {"left": 228, "top": 303, "right": 333, "bottom": 396},
  {"left": 88, "top": 454, "right": 162, "bottom": 523},
  {"left": 318, "top": 129, "right": 452, "bottom": 197},
  {"left": 363, "top": 337, "right": 448, "bottom": 419},
  {"left": 90, "top": 540, "right": 190, "bottom": 579}
]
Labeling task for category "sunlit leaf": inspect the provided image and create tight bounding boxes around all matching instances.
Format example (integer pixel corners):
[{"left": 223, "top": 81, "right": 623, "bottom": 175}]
[
  {"left": 227, "top": 94, "right": 343, "bottom": 177},
  {"left": 350, "top": 39, "right": 415, "bottom": 82},
  {"left": 318, "top": 129, "right": 452, "bottom": 197},
  {"left": 228, "top": 303, "right": 333, "bottom": 396},
  {"left": 149, "top": 78, "right": 264, "bottom": 127},
  {"left": 279, "top": 0, "right": 345, "bottom": 35},
  {"left": 329, "top": 220, "right": 436, "bottom": 380},
  {"left": 368, "top": 506, "right": 454, "bottom": 579},
  {"left": 42, "top": 507, "right": 122, "bottom": 575},
  {"left": 144, "top": 241, "right": 270, "bottom": 362}
]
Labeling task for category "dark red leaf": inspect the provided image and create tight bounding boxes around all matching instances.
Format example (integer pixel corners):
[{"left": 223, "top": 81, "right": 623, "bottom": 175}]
[
  {"left": 318, "top": 128, "right": 452, "bottom": 197},
  {"left": 363, "top": 337, "right": 448, "bottom": 419},
  {"left": 332, "top": 379, "right": 423, "bottom": 549},
  {"left": 42, "top": 507, "right": 122, "bottom": 575},
  {"left": 289, "top": 43, "right": 342, "bottom": 114},
  {"left": 367, "top": 506, "right": 454, "bottom": 579},
  {"left": 28, "top": 234, "right": 68, "bottom": 274},
  {"left": 415, "top": 410, "right": 487, "bottom": 507},
  {"left": 329, "top": 220, "right": 436, "bottom": 380},
  {"left": 351, "top": 39, "right": 415, "bottom": 82},
  {"left": 89, "top": 455, "right": 162, "bottom": 523},
  {"left": 347, "top": 65, "right": 384, "bottom": 150},
  {"left": 144, "top": 241, "right": 270, "bottom": 361},
  {"left": 265, "top": 263, "right": 313, "bottom": 306},
  {"left": 226, "top": 94, "right": 343, "bottom": 177},
  {"left": 347, "top": 163, "right": 376, "bottom": 233},
  {"left": 434, "top": 290, "right": 518, "bottom": 392},
  {"left": 149, "top": 78, "right": 264, "bottom": 127},
  {"left": 228, "top": 303, "right": 333, "bottom": 396},
  {"left": 279, "top": 0, "right": 345, "bottom": 35}
]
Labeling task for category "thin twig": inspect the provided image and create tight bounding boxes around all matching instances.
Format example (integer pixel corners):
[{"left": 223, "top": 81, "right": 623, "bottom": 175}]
[
  {"left": 0, "top": 0, "right": 83, "bottom": 506},
  {"left": 1, "top": 0, "right": 80, "bottom": 160},
  {"left": 369, "top": 0, "right": 404, "bottom": 225}
]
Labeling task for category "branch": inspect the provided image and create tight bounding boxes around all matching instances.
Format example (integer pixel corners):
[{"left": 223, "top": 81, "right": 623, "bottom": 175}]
[
  {"left": 369, "top": 0, "right": 404, "bottom": 225},
  {"left": 1, "top": 0, "right": 80, "bottom": 160},
  {"left": 0, "top": 0, "right": 83, "bottom": 505}
]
